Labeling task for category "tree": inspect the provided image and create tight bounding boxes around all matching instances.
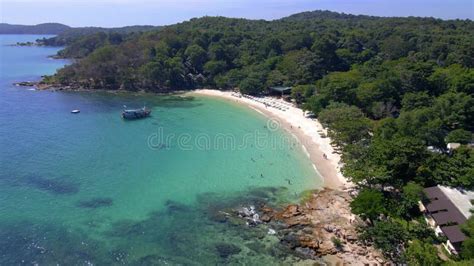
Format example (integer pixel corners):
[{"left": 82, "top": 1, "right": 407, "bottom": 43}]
[
  {"left": 184, "top": 44, "right": 207, "bottom": 71},
  {"left": 400, "top": 182, "right": 425, "bottom": 218},
  {"left": 164, "top": 56, "right": 186, "bottom": 88},
  {"left": 419, "top": 146, "right": 474, "bottom": 189},
  {"left": 291, "top": 85, "right": 315, "bottom": 105},
  {"left": 380, "top": 35, "right": 411, "bottom": 59},
  {"left": 404, "top": 240, "right": 440, "bottom": 266},
  {"left": 220, "top": 69, "right": 246, "bottom": 89},
  {"left": 239, "top": 74, "right": 264, "bottom": 95},
  {"left": 367, "top": 136, "right": 428, "bottom": 189},
  {"left": 401, "top": 92, "right": 433, "bottom": 111},
  {"left": 433, "top": 92, "right": 474, "bottom": 131},
  {"left": 446, "top": 129, "right": 473, "bottom": 144},
  {"left": 429, "top": 64, "right": 474, "bottom": 95},
  {"left": 355, "top": 79, "right": 399, "bottom": 119},
  {"left": 311, "top": 35, "right": 344, "bottom": 71},
  {"left": 108, "top": 32, "right": 123, "bottom": 45},
  {"left": 359, "top": 220, "right": 408, "bottom": 261},
  {"left": 277, "top": 48, "right": 323, "bottom": 84},
  {"left": 140, "top": 61, "right": 165, "bottom": 87},
  {"left": 261, "top": 37, "right": 283, "bottom": 57},
  {"left": 318, "top": 103, "right": 371, "bottom": 147},
  {"left": 203, "top": 60, "right": 227, "bottom": 77},
  {"left": 461, "top": 216, "right": 474, "bottom": 259},
  {"left": 443, "top": 260, "right": 474, "bottom": 266},
  {"left": 350, "top": 189, "right": 386, "bottom": 222},
  {"left": 316, "top": 70, "right": 361, "bottom": 106},
  {"left": 265, "top": 69, "right": 288, "bottom": 88},
  {"left": 461, "top": 237, "right": 474, "bottom": 260},
  {"left": 446, "top": 146, "right": 474, "bottom": 189},
  {"left": 395, "top": 108, "right": 445, "bottom": 149}
]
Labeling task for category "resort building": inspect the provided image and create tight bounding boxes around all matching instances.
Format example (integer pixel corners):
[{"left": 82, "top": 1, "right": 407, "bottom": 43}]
[
  {"left": 447, "top": 142, "right": 461, "bottom": 151},
  {"left": 420, "top": 185, "right": 474, "bottom": 254},
  {"left": 269, "top": 86, "right": 292, "bottom": 97}
]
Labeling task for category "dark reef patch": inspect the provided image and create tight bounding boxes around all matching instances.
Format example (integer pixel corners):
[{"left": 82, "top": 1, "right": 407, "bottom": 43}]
[
  {"left": 164, "top": 199, "right": 190, "bottom": 214},
  {"left": 76, "top": 197, "right": 113, "bottom": 209},
  {"left": 3, "top": 186, "right": 310, "bottom": 265},
  {"left": 106, "top": 219, "right": 148, "bottom": 238},
  {"left": 17, "top": 174, "right": 79, "bottom": 195},
  {"left": 135, "top": 254, "right": 202, "bottom": 265},
  {"left": 0, "top": 221, "right": 112, "bottom": 265},
  {"left": 215, "top": 242, "right": 241, "bottom": 258}
]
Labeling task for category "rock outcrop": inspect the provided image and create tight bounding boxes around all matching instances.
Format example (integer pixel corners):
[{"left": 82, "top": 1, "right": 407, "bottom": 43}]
[{"left": 231, "top": 188, "right": 387, "bottom": 264}]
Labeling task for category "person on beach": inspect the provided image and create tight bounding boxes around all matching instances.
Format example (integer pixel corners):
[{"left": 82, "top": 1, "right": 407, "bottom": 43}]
[{"left": 323, "top": 153, "right": 328, "bottom": 160}]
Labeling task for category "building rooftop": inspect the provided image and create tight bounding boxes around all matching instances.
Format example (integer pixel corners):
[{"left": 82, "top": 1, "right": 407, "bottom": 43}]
[
  {"left": 439, "top": 185, "right": 474, "bottom": 219},
  {"left": 441, "top": 225, "right": 467, "bottom": 244},
  {"left": 431, "top": 210, "right": 466, "bottom": 226},
  {"left": 447, "top": 143, "right": 461, "bottom": 150},
  {"left": 269, "top": 86, "right": 292, "bottom": 93},
  {"left": 424, "top": 186, "right": 447, "bottom": 200},
  {"left": 423, "top": 185, "right": 473, "bottom": 250}
]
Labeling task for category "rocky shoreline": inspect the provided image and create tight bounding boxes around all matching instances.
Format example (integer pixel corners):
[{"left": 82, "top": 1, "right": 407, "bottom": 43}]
[
  {"left": 225, "top": 189, "right": 385, "bottom": 264},
  {"left": 13, "top": 81, "right": 171, "bottom": 93},
  {"left": 13, "top": 81, "right": 129, "bottom": 92},
  {"left": 13, "top": 81, "right": 58, "bottom": 90}
]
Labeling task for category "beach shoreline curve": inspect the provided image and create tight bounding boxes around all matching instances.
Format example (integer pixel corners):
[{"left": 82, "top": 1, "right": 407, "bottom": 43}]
[{"left": 188, "top": 89, "right": 352, "bottom": 191}]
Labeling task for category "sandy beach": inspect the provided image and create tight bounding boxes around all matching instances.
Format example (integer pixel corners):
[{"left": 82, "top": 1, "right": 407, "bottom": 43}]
[
  {"left": 189, "top": 90, "right": 382, "bottom": 264},
  {"left": 189, "top": 89, "right": 352, "bottom": 190}
]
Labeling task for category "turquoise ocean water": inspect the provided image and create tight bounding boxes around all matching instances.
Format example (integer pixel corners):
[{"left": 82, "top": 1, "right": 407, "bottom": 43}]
[{"left": 0, "top": 35, "right": 322, "bottom": 264}]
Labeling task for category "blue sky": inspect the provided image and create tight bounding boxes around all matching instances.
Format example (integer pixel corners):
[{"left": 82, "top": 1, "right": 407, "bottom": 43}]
[{"left": 1, "top": 0, "right": 473, "bottom": 27}]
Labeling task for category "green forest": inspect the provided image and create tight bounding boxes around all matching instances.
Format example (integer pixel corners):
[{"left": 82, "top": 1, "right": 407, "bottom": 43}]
[{"left": 44, "top": 10, "right": 473, "bottom": 264}]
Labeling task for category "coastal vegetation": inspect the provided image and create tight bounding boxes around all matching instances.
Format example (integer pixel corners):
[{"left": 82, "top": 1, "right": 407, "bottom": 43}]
[
  {"left": 43, "top": 11, "right": 473, "bottom": 92},
  {"left": 36, "top": 25, "right": 158, "bottom": 58},
  {"left": 39, "top": 10, "right": 474, "bottom": 264}
]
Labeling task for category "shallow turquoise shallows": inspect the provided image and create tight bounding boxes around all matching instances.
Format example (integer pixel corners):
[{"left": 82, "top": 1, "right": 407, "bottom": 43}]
[{"left": 0, "top": 35, "right": 322, "bottom": 264}]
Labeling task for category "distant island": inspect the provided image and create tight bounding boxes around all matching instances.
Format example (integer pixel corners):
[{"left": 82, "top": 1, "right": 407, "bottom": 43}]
[
  {"left": 11, "top": 10, "right": 474, "bottom": 265},
  {"left": 1, "top": 22, "right": 160, "bottom": 51},
  {"left": 0, "top": 22, "right": 70, "bottom": 34}
]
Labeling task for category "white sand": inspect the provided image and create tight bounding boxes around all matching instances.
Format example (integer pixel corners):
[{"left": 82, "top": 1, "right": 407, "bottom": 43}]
[{"left": 189, "top": 89, "right": 352, "bottom": 190}]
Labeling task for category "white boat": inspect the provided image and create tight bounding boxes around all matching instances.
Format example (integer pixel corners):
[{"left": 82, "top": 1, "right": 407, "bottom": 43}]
[{"left": 71, "top": 110, "right": 80, "bottom": 114}]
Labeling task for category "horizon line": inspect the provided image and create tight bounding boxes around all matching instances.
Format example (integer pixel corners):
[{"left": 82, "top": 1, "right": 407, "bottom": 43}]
[{"left": 2, "top": 9, "right": 472, "bottom": 28}]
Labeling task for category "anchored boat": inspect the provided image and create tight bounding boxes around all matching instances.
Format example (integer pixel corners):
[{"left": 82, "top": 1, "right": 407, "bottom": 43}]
[{"left": 122, "top": 106, "right": 151, "bottom": 120}]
